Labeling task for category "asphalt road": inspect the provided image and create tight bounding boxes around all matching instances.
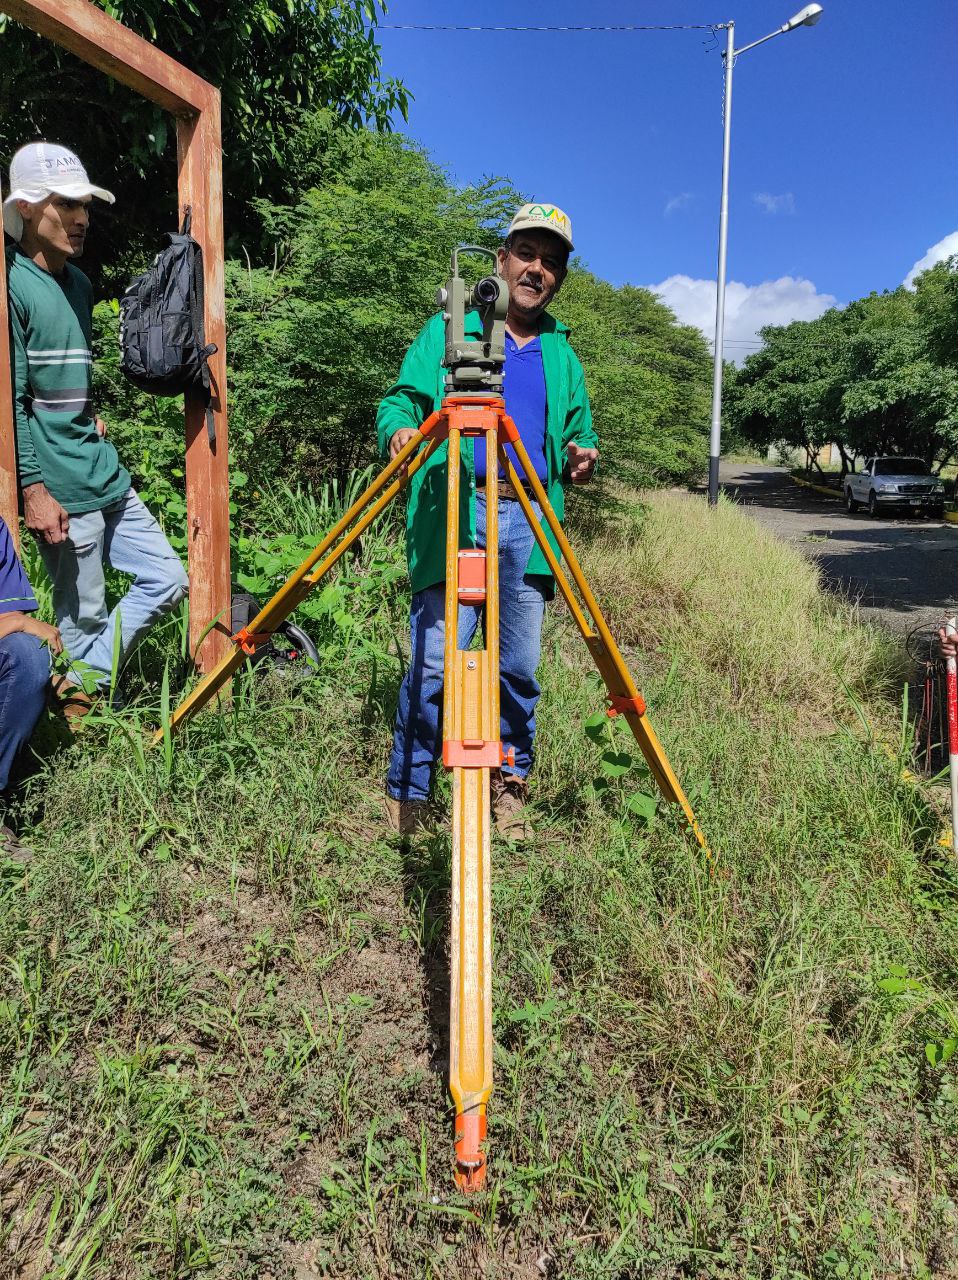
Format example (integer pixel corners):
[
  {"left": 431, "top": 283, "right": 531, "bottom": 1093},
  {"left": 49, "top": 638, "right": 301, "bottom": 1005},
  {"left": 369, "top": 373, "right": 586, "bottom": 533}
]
[{"left": 720, "top": 463, "right": 958, "bottom": 633}]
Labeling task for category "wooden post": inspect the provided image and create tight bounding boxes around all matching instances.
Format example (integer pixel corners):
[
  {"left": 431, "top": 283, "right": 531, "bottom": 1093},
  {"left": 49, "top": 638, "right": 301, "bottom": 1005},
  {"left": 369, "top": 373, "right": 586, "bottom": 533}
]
[
  {"left": 0, "top": 0, "right": 231, "bottom": 670},
  {"left": 177, "top": 95, "right": 231, "bottom": 667}
]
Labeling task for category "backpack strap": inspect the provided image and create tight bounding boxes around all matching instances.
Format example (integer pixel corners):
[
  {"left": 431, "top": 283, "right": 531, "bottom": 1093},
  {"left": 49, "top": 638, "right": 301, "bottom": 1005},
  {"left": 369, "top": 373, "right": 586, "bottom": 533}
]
[{"left": 187, "top": 223, "right": 218, "bottom": 447}]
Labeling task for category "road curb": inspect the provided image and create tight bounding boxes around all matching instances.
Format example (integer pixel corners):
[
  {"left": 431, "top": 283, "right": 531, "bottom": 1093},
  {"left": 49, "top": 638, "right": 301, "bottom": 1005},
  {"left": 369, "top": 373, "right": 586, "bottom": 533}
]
[{"left": 791, "top": 474, "right": 841, "bottom": 500}]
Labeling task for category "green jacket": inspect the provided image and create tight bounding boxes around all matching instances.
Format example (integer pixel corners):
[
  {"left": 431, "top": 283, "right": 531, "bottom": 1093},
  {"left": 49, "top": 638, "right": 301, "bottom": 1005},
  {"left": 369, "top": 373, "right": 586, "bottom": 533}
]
[{"left": 376, "top": 309, "right": 596, "bottom": 594}]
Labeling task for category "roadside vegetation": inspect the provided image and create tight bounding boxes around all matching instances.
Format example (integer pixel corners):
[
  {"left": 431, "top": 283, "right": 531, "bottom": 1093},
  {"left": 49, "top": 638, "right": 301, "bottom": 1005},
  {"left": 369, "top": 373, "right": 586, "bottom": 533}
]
[
  {"left": 4, "top": 482, "right": 958, "bottom": 1278},
  {"left": 726, "top": 262, "right": 958, "bottom": 477}
]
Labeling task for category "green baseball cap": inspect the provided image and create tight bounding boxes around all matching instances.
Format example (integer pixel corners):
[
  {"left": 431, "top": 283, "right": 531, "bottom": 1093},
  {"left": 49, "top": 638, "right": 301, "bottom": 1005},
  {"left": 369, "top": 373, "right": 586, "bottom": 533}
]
[{"left": 506, "top": 202, "right": 574, "bottom": 252}]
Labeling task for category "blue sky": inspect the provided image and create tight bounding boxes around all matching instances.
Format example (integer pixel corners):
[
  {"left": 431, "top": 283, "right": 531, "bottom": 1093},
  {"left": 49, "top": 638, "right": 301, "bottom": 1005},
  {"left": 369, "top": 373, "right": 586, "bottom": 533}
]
[{"left": 376, "top": 0, "right": 958, "bottom": 355}]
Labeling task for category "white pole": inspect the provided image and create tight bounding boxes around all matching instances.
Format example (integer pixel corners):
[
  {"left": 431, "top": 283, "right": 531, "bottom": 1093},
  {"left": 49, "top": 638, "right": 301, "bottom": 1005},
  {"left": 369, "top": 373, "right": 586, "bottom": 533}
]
[
  {"left": 708, "top": 22, "right": 734, "bottom": 508},
  {"left": 947, "top": 617, "right": 958, "bottom": 849}
]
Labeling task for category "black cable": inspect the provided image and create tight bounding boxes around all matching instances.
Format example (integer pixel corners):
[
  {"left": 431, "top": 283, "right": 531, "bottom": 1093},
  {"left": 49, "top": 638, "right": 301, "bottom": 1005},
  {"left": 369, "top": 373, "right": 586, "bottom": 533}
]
[{"left": 381, "top": 22, "right": 720, "bottom": 33}]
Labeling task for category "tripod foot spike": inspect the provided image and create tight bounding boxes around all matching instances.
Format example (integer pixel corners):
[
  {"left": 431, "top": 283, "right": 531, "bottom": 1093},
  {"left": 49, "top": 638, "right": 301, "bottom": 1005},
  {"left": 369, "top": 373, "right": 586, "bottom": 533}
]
[{"left": 454, "top": 1110, "right": 487, "bottom": 1192}]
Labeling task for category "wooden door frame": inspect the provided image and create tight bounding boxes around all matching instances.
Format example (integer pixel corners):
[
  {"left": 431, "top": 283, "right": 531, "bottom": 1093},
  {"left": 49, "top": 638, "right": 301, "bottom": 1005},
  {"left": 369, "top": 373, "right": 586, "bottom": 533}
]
[{"left": 0, "top": 0, "right": 231, "bottom": 671}]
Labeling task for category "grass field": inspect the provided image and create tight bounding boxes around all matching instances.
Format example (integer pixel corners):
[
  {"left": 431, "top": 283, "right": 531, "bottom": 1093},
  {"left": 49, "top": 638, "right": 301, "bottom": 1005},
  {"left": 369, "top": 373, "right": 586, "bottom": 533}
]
[{"left": 2, "top": 483, "right": 958, "bottom": 1279}]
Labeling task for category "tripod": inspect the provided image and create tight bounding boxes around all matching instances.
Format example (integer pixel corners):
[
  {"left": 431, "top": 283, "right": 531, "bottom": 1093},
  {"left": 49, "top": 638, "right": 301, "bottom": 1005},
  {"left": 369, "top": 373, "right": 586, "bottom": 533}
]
[{"left": 158, "top": 254, "right": 711, "bottom": 1193}]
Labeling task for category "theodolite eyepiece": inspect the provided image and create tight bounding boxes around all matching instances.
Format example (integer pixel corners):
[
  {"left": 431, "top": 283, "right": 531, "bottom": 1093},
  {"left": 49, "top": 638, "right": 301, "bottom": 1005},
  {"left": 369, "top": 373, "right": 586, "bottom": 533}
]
[{"left": 439, "top": 246, "right": 509, "bottom": 396}]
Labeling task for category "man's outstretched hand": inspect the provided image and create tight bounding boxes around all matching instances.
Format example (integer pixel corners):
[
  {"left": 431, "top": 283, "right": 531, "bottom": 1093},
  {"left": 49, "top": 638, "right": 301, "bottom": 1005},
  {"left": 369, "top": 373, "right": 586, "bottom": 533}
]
[
  {"left": 940, "top": 627, "right": 958, "bottom": 661},
  {"left": 23, "top": 482, "right": 69, "bottom": 544},
  {"left": 566, "top": 442, "right": 598, "bottom": 485}
]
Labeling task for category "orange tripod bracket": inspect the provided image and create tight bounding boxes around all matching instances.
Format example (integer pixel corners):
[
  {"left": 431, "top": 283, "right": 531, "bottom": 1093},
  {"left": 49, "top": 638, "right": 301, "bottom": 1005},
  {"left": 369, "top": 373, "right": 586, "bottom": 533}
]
[
  {"left": 443, "top": 739, "right": 516, "bottom": 769},
  {"left": 457, "top": 549, "right": 487, "bottom": 604},
  {"left": 607, "top": 693, "right": 647, "bottom": 718},
  {"left": 232, "top": 627, "right": 272, "bottom": 656}
]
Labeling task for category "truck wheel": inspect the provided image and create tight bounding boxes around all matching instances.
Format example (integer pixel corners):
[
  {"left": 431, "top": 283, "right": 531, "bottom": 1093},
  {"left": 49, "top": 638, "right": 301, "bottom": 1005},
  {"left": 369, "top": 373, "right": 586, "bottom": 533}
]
[
  {"left": 868, "top": 491, "right": 879, "bottom": 517},
  {"left": 845, "top": 488, "right": 860, "bottom": 513},
  {"left": 933, "top": 503, "right": 945, "bottom": 520}
]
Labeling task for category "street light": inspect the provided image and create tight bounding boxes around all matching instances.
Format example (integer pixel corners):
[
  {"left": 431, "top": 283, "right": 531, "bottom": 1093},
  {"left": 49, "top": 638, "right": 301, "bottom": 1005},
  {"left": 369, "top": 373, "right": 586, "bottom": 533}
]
[{"left": 707, "top": 4, "right": 824, "bottom": 508}]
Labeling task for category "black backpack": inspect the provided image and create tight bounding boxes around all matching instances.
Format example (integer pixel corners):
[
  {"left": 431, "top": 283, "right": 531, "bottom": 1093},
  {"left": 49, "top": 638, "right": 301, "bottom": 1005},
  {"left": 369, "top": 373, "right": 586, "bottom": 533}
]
[{"left": 119, "top": 208, "right": 218, "bottom": 443}]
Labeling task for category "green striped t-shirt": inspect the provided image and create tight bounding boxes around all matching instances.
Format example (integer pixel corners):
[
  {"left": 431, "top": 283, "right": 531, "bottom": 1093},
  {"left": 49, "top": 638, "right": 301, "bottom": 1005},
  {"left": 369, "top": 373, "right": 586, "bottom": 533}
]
[{"left": 7, "top": 247, "right": 130, "bottom": 514}]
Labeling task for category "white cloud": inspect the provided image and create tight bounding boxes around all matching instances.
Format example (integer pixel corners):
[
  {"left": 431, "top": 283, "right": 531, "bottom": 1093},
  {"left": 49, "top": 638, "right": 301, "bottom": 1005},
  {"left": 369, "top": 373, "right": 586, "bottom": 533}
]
[
  {"left": 664, "top": 192, "right": 693, "bottom": 216},
  {"left": 904, "top": 229, "right": 958, "bottom": 288},
  {"left": 648, "top": 274, "right": 837, "bottom": 363},
  {"left": 753, "top": 191, "right": 796, "bottom": 216}
]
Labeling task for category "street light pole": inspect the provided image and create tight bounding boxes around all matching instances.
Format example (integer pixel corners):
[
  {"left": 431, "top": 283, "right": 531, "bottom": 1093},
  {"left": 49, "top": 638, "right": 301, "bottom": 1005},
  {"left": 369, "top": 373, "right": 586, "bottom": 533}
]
[
  {"left": 707, "top": 4, "right": 824, "bottom": 509},
  {"left": 708, "top": 21, "right": 734, "bottom": 510}
]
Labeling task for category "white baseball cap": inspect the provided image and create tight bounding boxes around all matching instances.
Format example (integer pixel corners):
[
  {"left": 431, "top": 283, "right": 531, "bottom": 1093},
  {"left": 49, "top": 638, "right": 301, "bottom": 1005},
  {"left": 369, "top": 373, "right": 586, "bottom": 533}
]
[
  {"left": 506, "top": 202, "right": 574, "bottom": 253},
  {"left": 3, "top": 142, "right": 115, "bottom": 241}
]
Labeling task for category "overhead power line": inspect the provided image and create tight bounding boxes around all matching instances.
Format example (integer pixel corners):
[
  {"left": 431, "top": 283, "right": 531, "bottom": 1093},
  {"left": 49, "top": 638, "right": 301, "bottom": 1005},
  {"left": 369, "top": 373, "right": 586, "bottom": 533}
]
[{"left": 381, "top": 23, "right": 719, "bottom": 33}]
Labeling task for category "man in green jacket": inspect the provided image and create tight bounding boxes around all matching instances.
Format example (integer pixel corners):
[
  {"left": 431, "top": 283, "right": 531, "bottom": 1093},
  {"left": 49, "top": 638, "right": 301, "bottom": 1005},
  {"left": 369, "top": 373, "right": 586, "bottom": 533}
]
[{"left": 377, "top": 203, "right": 598, "bottom": 839}]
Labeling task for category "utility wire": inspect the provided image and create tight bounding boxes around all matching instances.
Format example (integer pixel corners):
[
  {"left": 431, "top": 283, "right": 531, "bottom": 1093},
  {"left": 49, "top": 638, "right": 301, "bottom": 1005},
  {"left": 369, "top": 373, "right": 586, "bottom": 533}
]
[{"left": 381, "top": 23, "right": 719, "bottom": 33}]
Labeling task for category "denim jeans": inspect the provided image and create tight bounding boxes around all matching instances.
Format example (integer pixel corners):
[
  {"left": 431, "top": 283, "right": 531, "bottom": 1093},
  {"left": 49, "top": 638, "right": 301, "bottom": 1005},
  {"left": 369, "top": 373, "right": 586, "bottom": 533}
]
[
  {"left": 37, "top": 488, "right": 189, "bottom": 686},
  {"left": 387, "top": 491, "right": 551, "bottom": 801},
  {"left": 0, "top": 631, "right": 50, "bottom": 793}
]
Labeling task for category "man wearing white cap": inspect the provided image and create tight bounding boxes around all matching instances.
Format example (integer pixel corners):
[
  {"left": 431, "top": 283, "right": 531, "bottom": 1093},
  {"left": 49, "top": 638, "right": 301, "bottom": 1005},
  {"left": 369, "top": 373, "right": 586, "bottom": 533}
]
[
  {"left": 378, "top": 203, "right": 598, "bottom": 839},
  {"left": 4, "top": 142, "right": 188, "bottom": 709}
]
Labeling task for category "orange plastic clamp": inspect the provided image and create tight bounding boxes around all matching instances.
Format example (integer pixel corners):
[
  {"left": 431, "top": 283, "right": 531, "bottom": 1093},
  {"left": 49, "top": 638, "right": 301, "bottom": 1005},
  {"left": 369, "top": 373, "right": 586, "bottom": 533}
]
[
  {"left": 458, "top": 550, "right": 486, "bottom": 604},
  {"left": 233, "top": 627, "right": 272, "bottom": 655},
  {"left": 606, "top": 693, "right": 647, "bottom": 718},
  {"left": 499, "top": 413, "right": 520, "bottom": 444},
  {"left": 416, "top": 408, "right": 443, "bottom": 438},
  {"left": 443, "top": 740, "right": 516, "bottom": 769}
]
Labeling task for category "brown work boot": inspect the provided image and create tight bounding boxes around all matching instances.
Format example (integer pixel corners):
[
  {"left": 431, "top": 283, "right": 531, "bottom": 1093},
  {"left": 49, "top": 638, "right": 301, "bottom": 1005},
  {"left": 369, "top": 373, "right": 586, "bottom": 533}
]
[
  {"left": 0, "top": 824, "right": 33, "bottom": 865},
  {"left": 385, "top": 794, "right": 433, "bottom": 838},
  {"left": 490, "top": 771, "right": 533, "bottom": 842},
  {"left": 49, "top": 674, "right": 96, "bottom": 730}
]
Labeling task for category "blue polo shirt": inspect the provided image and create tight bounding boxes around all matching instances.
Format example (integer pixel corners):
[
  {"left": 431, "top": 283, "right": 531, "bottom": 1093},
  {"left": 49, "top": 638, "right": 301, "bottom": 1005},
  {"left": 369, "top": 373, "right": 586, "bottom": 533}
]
[
  {"left": 474, "top": 331, "right": 548, "bottom": 486},
  {"left": 0, "top": 519, "right": 37, "bottom": 615}
]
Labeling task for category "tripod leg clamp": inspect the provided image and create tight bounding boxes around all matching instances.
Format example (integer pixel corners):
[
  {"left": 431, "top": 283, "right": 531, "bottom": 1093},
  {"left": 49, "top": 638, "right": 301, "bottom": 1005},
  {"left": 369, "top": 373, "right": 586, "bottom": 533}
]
[
  {"left": 443, "top": 740, "right": 516, "bottom": 769},
  {"left": 233, "top": 626, "right": 273, "bottom": 655},
  {"left": 607, "top": 694, "right": 646, "bottom": 718}
]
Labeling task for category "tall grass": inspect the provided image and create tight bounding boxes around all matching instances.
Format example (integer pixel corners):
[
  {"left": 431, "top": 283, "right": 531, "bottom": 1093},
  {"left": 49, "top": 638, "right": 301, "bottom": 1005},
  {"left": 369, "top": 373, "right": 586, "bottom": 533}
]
[{"left": 1, "top": 483, "right": 956, "bottom": 1279}]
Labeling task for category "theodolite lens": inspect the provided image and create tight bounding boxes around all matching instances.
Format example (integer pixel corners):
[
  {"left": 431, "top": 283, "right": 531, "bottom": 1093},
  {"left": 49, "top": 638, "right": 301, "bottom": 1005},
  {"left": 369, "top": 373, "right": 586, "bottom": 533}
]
[{"left": 473, "top": 276, "right": 501, "bottom": 304}]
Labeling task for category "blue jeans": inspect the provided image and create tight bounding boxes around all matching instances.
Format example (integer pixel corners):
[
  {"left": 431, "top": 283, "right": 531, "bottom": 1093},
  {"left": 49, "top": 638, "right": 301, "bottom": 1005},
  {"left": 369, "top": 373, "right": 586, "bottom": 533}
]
[
  {"left": 37, "top": 488, "right": 189, "bottom": 686},
  {"left": 0, "top": 631, "right": 50, "bottom": 793},
  {"left": 387, "top": 491, "right": 551, "bottom": 801}
]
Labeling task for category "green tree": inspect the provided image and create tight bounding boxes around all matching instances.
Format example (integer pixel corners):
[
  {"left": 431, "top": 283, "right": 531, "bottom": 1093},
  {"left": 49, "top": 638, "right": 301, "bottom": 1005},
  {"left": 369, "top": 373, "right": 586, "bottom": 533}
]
[
  {"left": 96, "top": 114, "right": 520, "bottom": 492},
  {"left": 914, "top": 256, "right": 958, "bottom": 370},
  {"left": 94, "top": 114, "right": 712, "bottom": 500},
  {"left": 551, "top": 271, "right": 711, "bottom": 485},
  {"left": 725, "top": 309, "right": 848, "bottom": 471},
  {"left": 0, "top": 1, "right": 408, "bottom": 286},
  {"left": 727, "top": 289, "right": 958, "bottom": 473}
]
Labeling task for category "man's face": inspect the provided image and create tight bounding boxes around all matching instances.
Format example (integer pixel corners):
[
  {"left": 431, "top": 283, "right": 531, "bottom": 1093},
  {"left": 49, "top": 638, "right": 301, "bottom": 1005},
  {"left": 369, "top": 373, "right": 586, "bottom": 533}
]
[
  {"left": 18, "top": 194, "right": 91, "bottom": 260},
  {"left": 497, "top": 230, "right": 568, "bottom": 321}
]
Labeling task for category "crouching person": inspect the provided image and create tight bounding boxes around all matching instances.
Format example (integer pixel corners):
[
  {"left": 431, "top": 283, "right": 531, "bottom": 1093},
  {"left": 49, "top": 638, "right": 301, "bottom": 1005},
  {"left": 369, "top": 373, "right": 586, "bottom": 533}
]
[
  {"left": 0, "top": 515, "right": 61, "bottom": 857},
  {"left": 4, "top": 143, "right": 188, "bottom": 710}
]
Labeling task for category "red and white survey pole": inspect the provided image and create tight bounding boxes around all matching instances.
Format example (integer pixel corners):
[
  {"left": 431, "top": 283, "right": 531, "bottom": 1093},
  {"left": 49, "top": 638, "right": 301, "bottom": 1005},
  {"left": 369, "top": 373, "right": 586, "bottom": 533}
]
[{"left": 946, "top": 617, "right": 958, "bottom": 848}]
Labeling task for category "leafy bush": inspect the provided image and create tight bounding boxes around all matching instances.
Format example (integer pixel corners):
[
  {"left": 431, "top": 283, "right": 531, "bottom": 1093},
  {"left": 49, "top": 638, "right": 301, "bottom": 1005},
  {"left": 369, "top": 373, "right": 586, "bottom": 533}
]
[{"left": 92, "top": 113, "right": 711, "bottom": 513}]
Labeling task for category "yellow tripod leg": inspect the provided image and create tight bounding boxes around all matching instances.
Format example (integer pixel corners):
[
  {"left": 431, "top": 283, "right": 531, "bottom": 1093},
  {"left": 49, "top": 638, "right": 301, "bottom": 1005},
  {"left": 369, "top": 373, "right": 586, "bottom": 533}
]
[
  {"left": 155, "top": 429, "right": 440, "bottom": 743},
  {"left": 444, "top": 418, "right": 499, "bottom": 1191},
  {"left": 498, "top": 440, "right": 713, "bottom": 866}
]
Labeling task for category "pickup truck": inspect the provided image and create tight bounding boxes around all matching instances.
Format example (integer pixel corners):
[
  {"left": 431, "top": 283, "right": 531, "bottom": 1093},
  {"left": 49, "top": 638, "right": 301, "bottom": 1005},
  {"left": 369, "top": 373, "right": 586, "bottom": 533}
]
[{"left": 844, "top": 457, "right": 945, "bottom": 518}]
